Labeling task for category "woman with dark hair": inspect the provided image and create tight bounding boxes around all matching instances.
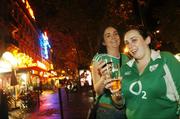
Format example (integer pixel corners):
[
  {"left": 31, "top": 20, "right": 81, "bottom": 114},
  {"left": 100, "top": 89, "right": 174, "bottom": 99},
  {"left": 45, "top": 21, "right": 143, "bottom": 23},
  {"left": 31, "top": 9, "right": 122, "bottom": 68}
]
[
  {"left": 91, "top": 25, "right": 128, "bottom": 119},
  {"left": 111, "top": 27, "right": 180, "bottom": 119}
]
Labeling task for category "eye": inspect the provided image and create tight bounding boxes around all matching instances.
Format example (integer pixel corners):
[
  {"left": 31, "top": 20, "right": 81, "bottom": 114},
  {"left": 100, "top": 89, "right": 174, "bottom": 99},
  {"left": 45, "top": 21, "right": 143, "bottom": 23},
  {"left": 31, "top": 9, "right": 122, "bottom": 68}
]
[
  {"left": 131, "top": 38, "right": 137, "bottom": 43},
  {"left": 124, "top": 40, "right": 129, "bottom": 45},
  {"left": 114, "top": 32, "right": 119, "bottom": 36},
  {"left": 104, "top": 33, "right": 111, "bottom": 38},
  {"left": 105, "top": 34, "right": 110, "bottom": 38}
]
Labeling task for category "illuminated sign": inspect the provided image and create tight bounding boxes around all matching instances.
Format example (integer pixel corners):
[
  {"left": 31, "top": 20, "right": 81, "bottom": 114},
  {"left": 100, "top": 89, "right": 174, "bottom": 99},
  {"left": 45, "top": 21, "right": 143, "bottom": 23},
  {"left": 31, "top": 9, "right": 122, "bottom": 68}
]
[
  {"left": 39, "top": 32, "right": 51, "bottom": 59},
  {"left": 37, "top": 61, "right": 47, "bottom": 70},
  {"left": 79, "top": 69, "right": 92, "bottom": 86}
]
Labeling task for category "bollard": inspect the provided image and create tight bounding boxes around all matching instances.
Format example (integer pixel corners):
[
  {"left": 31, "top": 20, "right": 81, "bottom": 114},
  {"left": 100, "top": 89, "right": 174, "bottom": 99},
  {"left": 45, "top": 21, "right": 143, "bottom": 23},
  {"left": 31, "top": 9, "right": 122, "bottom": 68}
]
[
  {"left": 37, "top": 87, "right": 40, "bottom": 108},
  {"left": 58, "top": 88, "right": 64, "bottom": 119}
]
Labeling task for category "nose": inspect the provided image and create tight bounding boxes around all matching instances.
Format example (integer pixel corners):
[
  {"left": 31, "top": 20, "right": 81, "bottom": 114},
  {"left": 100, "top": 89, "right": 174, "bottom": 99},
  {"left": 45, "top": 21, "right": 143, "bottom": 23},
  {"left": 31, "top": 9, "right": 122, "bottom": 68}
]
[
  {"left": 111, "top": 34, "right": 116, "bottom": 40},
  {"left": 112, "top": 35, "right": 120, "bottom": 41}
]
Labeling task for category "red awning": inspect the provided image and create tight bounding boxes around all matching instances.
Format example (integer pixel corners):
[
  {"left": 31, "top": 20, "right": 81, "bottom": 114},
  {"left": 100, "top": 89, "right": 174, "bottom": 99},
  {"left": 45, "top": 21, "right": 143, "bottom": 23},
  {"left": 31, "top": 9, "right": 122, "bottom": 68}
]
[{"left": 17, "top": 66, "right": 47, "bottom": 72}]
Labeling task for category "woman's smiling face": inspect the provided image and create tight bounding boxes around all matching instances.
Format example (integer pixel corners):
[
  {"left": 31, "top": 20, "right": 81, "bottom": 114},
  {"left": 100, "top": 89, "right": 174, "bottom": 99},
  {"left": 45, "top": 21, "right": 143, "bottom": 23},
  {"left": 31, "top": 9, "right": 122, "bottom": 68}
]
[
  {"left": 103, "top": 27, "right": 120, "bottom": 49},
  {"left": 124, "top": 29, "right": 150, "bottom": 60}
]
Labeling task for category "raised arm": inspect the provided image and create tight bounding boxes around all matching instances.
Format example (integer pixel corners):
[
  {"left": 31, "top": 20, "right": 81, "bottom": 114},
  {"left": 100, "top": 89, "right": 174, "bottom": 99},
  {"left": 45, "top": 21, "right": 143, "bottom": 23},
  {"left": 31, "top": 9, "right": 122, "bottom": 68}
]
[{"left": 91, "top": 60, "right": 106, "bottom": 96}]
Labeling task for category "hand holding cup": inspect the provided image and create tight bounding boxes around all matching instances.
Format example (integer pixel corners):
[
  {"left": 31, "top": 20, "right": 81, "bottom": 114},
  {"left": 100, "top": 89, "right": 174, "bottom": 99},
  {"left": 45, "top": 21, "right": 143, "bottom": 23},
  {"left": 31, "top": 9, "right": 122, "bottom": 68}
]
[{"left": 104, "top": 76, "right": 122, "bottom": 93}]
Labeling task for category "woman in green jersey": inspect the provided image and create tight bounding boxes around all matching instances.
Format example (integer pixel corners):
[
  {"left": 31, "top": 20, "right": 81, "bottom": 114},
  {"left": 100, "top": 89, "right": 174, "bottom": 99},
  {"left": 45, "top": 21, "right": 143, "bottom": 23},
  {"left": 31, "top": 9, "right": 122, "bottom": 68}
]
[
  {"left": 111, "top": 27, "right": 180, "bottom": 119},
  {"left": 91, "top": 25, "right": 128, "bottom": 119}
]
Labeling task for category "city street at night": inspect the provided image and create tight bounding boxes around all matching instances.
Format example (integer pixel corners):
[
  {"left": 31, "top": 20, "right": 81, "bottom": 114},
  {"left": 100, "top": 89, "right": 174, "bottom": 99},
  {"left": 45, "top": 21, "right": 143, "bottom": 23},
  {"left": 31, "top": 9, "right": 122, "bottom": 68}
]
[
  {"left": 9, "top": 88, "right": 93, "bottom": 119},
  {"left": 0, "top": 0, "right": 180, "bottom": 119}
]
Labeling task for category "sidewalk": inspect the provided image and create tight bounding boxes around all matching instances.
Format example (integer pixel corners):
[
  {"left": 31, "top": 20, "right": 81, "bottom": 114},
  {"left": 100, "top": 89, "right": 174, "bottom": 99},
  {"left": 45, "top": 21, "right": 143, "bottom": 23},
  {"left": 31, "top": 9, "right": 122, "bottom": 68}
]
[
  {"left": 62, "top": 88, "right": 93, "bottom": 119},
  {"left": 9, "top": 88, "right": 93, "bottom": 119},
  {"left": 26, "top": 90, "right": 60, "bottom": 119}
]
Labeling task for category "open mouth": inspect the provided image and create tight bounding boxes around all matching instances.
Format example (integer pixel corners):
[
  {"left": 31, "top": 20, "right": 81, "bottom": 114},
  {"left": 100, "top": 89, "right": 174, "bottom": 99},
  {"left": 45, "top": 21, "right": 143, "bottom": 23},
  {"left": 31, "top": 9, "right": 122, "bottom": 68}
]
[
  {"left": 111, "top": 40, "right": 119, "bottom": 45},
  {"left": 130, "top": 49, "right": 137, "bottom": 55}
]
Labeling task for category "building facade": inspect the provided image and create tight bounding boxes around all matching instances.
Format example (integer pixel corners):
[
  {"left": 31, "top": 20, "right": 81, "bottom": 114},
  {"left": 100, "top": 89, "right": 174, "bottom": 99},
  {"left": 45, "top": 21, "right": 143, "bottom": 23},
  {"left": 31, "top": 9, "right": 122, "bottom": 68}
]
[{"left": 0, "top": 0, "right": 54, "bottom": 102}]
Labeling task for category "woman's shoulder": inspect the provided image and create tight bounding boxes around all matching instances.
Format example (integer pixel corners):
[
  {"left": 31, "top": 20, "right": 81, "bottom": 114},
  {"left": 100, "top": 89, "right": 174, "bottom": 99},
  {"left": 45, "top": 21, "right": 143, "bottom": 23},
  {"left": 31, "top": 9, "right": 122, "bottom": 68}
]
[
  {"left": 159, "top": 51, "right": 175, "bottom": 61},
  {"left": 92, "top": 53, "right": 107, "bottom": 62},
  {"left": 160, "top": 51, "right": 174, "bottom": 58},
  {"left": 120, "top": 53, "right": 129, "bottom": 62},
  {"left": 160, "top": 51, "right": 179, "bottom": 63}
]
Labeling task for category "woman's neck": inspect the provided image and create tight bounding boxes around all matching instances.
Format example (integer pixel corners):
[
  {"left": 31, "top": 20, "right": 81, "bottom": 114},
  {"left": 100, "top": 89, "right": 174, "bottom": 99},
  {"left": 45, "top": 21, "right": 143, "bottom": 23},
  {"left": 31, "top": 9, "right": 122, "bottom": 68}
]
[
  {"left": 136, "top": 49, "right": 151, "bottom": 74},
  {"left": 107, "top": 48, "right": 120, "bottom": 58}
]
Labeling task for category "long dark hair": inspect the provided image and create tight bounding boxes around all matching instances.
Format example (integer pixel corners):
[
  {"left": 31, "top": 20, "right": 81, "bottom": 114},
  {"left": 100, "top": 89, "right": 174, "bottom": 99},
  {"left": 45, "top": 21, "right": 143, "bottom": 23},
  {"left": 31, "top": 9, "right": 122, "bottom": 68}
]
[{"left": 97, "top": 24, "right": 120, "bottom": 54}]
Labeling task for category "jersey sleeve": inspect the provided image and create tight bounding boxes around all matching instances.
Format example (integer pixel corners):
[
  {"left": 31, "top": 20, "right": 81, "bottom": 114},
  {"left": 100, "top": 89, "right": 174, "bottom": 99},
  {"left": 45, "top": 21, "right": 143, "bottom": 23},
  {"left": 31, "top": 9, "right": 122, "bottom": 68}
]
[
  {"left": 162, "top": 52, "right": 180, "bottom": 98},
  {"left": 91, "top": 53, "right": 103, "bottom": 66},
  {"left": 92, "top": 53, "right": 99, "bottom": 62}
]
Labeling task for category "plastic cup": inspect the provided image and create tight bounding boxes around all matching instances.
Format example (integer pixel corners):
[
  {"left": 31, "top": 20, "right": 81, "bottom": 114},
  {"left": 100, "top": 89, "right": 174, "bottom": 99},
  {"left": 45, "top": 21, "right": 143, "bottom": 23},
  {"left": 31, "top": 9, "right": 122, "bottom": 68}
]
[{"left": 110, "top": 63, "right": 121, "bottom": 92}]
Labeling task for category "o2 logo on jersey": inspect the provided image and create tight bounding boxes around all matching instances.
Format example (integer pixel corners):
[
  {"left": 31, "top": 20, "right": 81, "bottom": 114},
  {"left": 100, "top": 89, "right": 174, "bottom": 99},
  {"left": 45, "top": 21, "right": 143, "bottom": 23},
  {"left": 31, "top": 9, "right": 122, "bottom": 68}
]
[
  {"left": 149, "top": 64, "right": 159, "bottom": 72},
  {"left": 129, "top": 80, "right": 147, "bottom": 99}
]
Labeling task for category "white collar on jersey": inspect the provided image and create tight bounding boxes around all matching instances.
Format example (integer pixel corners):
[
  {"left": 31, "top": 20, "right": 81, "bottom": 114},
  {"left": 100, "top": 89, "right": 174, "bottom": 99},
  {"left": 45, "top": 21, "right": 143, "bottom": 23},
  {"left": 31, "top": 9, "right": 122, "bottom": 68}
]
[
  {"left": 100, "top": 53, "right": 120, "bottom": 59},
  {"left": 127, "top": 49, "right": 161, "bottom": 67}
]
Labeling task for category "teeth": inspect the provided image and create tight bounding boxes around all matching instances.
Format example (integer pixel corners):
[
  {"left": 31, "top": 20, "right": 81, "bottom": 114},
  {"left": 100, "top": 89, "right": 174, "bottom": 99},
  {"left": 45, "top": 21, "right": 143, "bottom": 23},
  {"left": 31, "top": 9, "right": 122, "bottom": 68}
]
[
  {"left": 112, "top": 39, "right": 118, "bottom": 42},
  {"left": 111, "top": 41, "right": 119, "bottom": 46},
  {"left": 131, "top": 49, "right": 137, "bottom": 54},
  {"left": 111, "top": 41, "right": 117, "bottom": 43}
]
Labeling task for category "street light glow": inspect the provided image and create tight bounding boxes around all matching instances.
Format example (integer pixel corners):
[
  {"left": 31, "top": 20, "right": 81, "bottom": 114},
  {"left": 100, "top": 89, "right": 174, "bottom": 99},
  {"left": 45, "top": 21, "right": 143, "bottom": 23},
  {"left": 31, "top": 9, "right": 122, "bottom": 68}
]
[
  {"left": 124, "top": 46, "right": 129, "bottom": 53},
  {"left": 21, "top": 73, "right": 27, "bottom": 81},
  {"left": 156, "top": 30, "right": 160, "bottom": 33},
  {"left": 2, "top": 52, "right": 17, "bottom": 66}
]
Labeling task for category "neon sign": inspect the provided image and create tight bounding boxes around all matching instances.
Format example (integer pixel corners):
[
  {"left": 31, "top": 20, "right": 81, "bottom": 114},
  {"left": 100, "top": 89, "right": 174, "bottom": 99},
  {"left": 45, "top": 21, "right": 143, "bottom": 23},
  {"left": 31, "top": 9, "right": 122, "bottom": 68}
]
[{"left": 39, "top": 32, "right": 51, "bottom": 59}]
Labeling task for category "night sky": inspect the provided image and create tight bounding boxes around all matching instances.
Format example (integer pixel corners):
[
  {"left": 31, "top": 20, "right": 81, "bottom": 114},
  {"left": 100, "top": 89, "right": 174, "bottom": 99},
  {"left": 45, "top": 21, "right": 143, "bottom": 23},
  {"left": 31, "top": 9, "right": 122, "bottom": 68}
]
[{"left": 29, "top": 0, "right": 180, "bottom": 70}]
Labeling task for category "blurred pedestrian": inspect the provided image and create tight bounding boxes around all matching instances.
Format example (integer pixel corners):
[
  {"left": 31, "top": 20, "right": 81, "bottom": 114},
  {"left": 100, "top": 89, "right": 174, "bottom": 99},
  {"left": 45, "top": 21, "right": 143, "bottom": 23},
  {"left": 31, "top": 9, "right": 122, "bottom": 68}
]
[
  {"left": 91, "top": 24, "right": 128, "bottom": 119},
  {"left": 112, "top": 26, "right": 180, "bottom": 119},
  {"left": 0, "top": 89, "right": 9, "bottom": 119}
]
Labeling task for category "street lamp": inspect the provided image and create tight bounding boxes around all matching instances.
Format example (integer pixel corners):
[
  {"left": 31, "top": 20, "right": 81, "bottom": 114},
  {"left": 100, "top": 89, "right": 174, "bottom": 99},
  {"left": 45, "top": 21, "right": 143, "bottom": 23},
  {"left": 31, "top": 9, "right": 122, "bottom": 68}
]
[
  {"left": 2, "top": 51, "right": 18, "bottom": 108},
  {"left": 2, "top": 51, "right": 17, "bottom": 67},
  {"left": 2, "top": 51, "right": 18, "bottom": 86}
]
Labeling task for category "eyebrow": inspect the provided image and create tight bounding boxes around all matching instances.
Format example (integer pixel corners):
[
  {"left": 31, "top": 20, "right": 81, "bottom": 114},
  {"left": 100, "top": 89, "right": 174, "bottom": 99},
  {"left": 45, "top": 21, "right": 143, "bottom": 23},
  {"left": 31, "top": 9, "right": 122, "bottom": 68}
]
[
  {"left": 105, "top": 31, "right": 118, "bottom": 35},
  {"left": 104, "top": 33, "right": 110, "bottom": 37},
  {"left": 124, "top": 36, "right": 137, "bottom": 43},
  {"left": 104, "top": 33, "right": 110, "bottom": 35},
  {"left": 129, "top": 36, "right": 137, "bottom": 39}
]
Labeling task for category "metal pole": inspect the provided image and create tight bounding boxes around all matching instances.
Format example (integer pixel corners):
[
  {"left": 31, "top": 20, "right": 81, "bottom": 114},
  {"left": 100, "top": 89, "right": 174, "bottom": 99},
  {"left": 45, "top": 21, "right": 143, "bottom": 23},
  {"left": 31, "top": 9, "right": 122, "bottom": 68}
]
[
  {"left": 37, "top": 87, "right": 40, "bottom": 108},
  {"left": 37, "top": 78, "right": 41, "bottom": 108},
  {"left": 91, "top": 81, "right": 96, "bottom": 102},
  {"left": 58, "top": 87, "right": 64, "bottom": 119},
  {"left": 14, "top": 86, "right": 17, "bottom": 108}
]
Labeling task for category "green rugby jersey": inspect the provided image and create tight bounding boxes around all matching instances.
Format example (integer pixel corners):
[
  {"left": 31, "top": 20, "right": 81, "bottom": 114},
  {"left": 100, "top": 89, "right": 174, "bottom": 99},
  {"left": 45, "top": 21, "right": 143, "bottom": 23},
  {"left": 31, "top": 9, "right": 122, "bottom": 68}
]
[
  {"left": 121, "top": 50, "right": 180, "bottom": 119},
  {"left": 92, "top": 53, "right": 129, "bottom": 104}
]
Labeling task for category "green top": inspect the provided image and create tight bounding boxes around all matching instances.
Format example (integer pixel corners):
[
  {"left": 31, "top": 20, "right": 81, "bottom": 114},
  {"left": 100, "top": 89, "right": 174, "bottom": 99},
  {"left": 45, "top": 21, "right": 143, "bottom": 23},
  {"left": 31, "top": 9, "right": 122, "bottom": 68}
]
[
  {"left": 121, "top": 50, "right": 180, "bottom": 119},
  {"left": 92, "top": 53, "right": 129, "bottom": 104}
]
